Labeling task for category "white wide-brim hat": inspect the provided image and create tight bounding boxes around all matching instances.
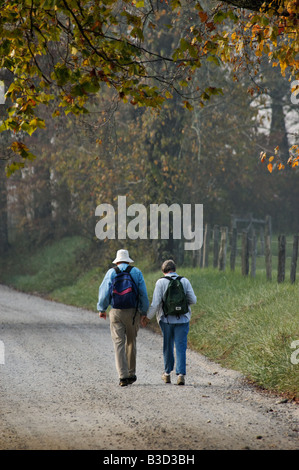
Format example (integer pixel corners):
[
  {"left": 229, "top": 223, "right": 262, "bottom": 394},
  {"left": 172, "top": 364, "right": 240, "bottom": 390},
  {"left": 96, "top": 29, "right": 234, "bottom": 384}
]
[{"left": 112, "top": 249, "right": 134, "bottom": 264}]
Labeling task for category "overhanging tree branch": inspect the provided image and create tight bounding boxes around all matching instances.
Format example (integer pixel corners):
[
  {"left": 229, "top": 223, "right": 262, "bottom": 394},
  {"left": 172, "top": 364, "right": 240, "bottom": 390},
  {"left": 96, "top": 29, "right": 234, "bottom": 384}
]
[{"left": 222, "top": 0, "right": 291, "bottom": 15}]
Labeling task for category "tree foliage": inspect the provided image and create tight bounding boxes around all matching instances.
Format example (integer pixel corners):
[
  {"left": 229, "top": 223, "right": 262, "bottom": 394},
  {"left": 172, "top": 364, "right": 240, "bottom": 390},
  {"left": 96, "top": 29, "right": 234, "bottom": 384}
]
[{"left": 0, "top": 0, "right": 298, "bottom": 172}]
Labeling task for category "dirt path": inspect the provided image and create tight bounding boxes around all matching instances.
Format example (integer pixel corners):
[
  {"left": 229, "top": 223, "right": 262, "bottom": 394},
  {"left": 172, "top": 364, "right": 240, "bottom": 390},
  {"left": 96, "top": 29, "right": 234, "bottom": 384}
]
[{"left": 0, "top": 284, "right": 298, "bottom": 451}]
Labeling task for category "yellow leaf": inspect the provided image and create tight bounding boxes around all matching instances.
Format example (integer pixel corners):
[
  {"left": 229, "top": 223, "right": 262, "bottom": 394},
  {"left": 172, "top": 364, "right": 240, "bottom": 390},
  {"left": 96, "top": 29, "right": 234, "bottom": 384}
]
[
  {"left": 165, "top": 90, "right": 173, "bottom": 99},
  {"left": 269, "top": 156, "right": 274, "bottom": 162}
]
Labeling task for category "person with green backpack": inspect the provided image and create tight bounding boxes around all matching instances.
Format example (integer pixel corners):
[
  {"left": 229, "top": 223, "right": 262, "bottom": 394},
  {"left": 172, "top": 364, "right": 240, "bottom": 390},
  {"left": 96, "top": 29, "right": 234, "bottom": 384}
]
[{"left": 142, "top": 260, "right": 197, "bottom": 385}]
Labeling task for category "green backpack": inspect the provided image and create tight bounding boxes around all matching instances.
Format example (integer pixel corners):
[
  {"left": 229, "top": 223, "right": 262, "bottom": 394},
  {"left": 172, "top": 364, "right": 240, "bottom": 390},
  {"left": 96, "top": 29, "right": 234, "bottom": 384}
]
[{"left": 162, "top": 276, "right": 189, "bottom": 317}]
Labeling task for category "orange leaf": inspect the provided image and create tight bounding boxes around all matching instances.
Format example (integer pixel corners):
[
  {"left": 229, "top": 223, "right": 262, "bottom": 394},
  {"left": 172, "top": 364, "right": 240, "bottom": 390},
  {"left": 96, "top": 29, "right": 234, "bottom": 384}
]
[{"left": 267, "top": 163, "right": 273, "bottom": 173}]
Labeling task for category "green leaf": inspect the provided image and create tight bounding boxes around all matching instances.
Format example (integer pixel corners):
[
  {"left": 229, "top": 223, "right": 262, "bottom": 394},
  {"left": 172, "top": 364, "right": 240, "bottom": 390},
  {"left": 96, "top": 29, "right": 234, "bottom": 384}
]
[
  {"left": 134, "top": 0, "right": 144, "bottom": 7},
  {"left": 213, "top": 11, "right": 227, "bottom": 24},
  {"left": 6, "top": 161, "right": 25, "bottom": 177},
  {"left": 207, "top": 55, "right": 221, "bottom": 66}
]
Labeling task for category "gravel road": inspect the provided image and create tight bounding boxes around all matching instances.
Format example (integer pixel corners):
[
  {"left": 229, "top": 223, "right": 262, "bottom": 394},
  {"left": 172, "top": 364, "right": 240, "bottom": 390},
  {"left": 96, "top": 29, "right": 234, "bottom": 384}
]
[{"left": 0, "top": 284, "right": 298, "bottom": 451}]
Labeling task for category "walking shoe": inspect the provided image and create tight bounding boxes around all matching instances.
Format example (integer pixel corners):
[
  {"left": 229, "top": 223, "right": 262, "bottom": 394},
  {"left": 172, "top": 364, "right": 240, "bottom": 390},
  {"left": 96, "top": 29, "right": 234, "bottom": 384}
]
[
  {"left": 128, "top": 375, "right": 137, "bottom": 384},
  {"left": 177, "top": 374, "right": 185, "bottom": 385},
  {"left": 161, "top": 373, "right": 171, "bottom": 384},
  {"left": 119, "top": 378, "right": 129, "bottom": 386}
]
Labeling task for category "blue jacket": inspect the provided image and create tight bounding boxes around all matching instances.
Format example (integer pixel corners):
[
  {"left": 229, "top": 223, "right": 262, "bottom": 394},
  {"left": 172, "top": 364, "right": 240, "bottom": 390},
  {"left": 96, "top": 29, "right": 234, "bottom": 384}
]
[{"left": 97, "top": 263, "right": 149, "bottom": 314}]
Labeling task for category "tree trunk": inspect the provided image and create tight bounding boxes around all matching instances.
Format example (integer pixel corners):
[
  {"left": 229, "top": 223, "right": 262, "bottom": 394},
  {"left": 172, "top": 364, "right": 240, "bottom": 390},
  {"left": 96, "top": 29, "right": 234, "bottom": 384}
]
[{"left": 0, "top": 160, "right": 9, "bottom": 254}]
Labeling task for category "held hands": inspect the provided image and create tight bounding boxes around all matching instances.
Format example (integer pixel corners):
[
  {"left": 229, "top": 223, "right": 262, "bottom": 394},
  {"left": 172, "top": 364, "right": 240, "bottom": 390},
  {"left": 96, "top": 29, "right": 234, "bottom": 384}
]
[
  {"left": 99, "top": 311, "right": 149, "bottom": 326},
  {"left": 140, "top": 315, "right": 150, "bottom": 328}
]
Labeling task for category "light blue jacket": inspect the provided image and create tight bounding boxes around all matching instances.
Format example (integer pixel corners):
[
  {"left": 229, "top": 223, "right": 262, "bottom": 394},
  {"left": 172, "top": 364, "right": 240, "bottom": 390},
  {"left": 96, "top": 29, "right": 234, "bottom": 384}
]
[
  {"left": 97, "top": 263, "right": 149, "bottom": 314},
  {"left": 147, "top": 272, "right": 197, "bottom": 324}
]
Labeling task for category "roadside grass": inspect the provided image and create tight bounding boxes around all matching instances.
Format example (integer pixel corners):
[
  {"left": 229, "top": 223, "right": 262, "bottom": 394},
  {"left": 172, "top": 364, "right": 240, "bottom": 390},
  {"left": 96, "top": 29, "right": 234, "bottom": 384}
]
[
  {"left": 0, "top": 236, "right": 298, "bottom": 399},
  {"left": 184, "top": 268, "right": 299, "bottom": 399},
  {"left": 0, "top": 236, "right": 91, "bottom": 294}
]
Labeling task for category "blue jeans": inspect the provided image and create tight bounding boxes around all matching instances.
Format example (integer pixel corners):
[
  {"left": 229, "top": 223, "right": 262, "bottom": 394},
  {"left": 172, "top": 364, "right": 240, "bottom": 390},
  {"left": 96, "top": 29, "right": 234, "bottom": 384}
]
[{"left": 159, "top": 321, "right": 189, "bottom": 375}]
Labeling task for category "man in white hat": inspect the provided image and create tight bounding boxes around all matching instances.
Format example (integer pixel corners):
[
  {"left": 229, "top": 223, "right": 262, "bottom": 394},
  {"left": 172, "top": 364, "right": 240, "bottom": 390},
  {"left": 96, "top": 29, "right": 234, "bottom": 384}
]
[{"left": 97, "top": 249, "right": 149, "bottom": 386}]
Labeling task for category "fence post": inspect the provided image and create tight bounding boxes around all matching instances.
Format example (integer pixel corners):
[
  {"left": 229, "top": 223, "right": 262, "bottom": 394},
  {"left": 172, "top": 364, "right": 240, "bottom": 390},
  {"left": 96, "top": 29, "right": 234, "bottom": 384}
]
[
  {"left": 277, "top": 235, "right": 286, "bottom": 283},
  {"left": 259, "top": 226, "right": 264, "bottom": 256},
  {"left": 203, "top": 223, "right": 210, "bottom": 268},
  {"left": 290, "top": 234, "right": 299, "bottom": 284},
  {"left": 230, "top": 227, "right": 237, "bottom": 271},
  {"left": 218, "top": 226, "right": 228, "bottom": 271},
  {"left": 192, "top": 249, "right": 199, "bottom": 267},
  {"left": 265, "top": 215, "right": 272, "bottom": 281},
  {"left": 265, "top": 235, "right": 272, "bottom": 281},
  {"left": 265, "top": 215, "right": 272, "bottom": 238},
  {"left": 213, "top": 225, "right": 219, "bottom": 268},
  {"left": 241, "top": 230, "right": 249, "bottom": 276},
  {"left": 251, "top": 229, "right": 257, "bottom": 278},
  {"left": 176, "top": 239, "right": 184, "bottom": 266}
]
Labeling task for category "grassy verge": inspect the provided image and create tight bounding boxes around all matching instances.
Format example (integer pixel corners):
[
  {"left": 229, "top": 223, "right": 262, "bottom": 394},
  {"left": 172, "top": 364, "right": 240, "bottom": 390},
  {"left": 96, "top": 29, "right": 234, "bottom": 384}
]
[
  {"left": 0, "top": 236, "right": 298, "bottom": 400},
  {"left": 0, "top": 236, "right": 92, "bottom": 294}
]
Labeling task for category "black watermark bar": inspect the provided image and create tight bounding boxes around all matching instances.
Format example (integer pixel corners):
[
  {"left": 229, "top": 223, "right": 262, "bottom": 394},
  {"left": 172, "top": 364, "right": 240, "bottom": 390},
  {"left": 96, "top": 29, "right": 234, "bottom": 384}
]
[{"left": 1, "top": 450, "right": 291, "bottom": 467}]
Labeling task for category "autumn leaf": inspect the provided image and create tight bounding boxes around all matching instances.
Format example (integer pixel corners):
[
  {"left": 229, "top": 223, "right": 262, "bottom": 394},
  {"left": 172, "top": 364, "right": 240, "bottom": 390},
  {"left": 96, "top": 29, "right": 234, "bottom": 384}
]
[
  {"left": 198, "top": 11, "right": 208, "bottom": 23},
  {"left": 260, "top": 151, "right": 266, "bottom": 162}
]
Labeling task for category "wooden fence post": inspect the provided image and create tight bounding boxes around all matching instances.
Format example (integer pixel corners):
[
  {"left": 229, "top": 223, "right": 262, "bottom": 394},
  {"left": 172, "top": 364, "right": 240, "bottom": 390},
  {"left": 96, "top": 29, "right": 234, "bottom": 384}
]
[
  {"left": 265, "top": 215, "right": 272, "bottom": 281},
  {"left": 251, "top": 229, "right": 257, "bottom": 278},
  {"left": 265, "top": 215, "right": 272, "bottom": 238},
  {"left": 192, "top": 249, "right": 199, "bottom": 267},
  {"left": 218, "top": 226, "right": 228, "bottom": 271},
  {"left": 176, "top": 239, "right": 184, "bottom": 266},
  {"left": 241, "top": 230, "right": 249, "bottom": 276},
  {"left": 203, "top": 223, "right": 210, "bottom": 268},
  {"left": 230, "top": 227, "right": 237, "bottom": 271},
  {"left": 265, "top": 235, "right": 272, "bottom": 281},
  {"left": 259, "top": 226, "right": 264, "bottom": 256},
  {"left": 290, "top": 234, "right": 299, "bottom": 284},
  {"left": 277, "top": 235, "right": 286, "bottom": 283},
  {"left": 213, "top": 225, "right": 219, "bottom": 268}
]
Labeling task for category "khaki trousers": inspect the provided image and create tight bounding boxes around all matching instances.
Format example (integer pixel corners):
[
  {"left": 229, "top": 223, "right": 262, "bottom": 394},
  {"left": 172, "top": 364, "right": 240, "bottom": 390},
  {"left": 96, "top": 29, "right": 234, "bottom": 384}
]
[{"left": 109, "top": 308, "right": 140, "bottom": 379}]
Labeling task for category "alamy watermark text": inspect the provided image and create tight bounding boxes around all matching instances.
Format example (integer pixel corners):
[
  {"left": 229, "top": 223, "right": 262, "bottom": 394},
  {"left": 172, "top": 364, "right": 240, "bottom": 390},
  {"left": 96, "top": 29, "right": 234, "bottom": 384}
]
[{"left": 95, "top": 196, "right": 203, "bottom": 250}]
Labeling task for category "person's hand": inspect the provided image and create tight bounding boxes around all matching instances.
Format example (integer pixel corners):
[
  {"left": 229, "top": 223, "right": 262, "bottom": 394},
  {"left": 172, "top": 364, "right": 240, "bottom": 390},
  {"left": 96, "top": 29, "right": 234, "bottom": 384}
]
[
  {"left": 99, "top": 311, "right": 107, "bottom": 320},
  {"left": 140, "top": 316, "right": 150, "bottom": 328}
]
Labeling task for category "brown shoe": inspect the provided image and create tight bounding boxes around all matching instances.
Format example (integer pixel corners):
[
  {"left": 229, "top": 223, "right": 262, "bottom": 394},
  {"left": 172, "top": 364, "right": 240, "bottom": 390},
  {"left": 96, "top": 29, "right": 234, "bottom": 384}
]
[
  {"left": 128, "top": 375, "right": 137, "bottom": 384},
  {"left": 162, "top": 373, "right": 171, "bottom": 384},
  {"left": 119, "top": 378, "right": 129, "bottom": 386},
  {"left": 177, "top": 374, "right": 185, "bottom": 385}
]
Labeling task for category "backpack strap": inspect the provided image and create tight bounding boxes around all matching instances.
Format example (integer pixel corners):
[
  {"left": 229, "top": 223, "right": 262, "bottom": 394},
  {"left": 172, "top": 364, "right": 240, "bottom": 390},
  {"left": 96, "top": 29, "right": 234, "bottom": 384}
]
[
  {"left": 114, "top": 265, "right": 133, "bottom": 274},
  {"left": 162, "top": 275, "right": 184, "bottom": 281}
]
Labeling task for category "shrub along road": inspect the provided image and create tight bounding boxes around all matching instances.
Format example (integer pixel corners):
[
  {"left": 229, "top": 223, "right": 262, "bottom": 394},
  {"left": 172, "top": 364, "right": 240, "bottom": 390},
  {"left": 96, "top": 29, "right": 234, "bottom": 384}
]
[{"left": 0, "top": 284, "right": 298, "bottom": 450}]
